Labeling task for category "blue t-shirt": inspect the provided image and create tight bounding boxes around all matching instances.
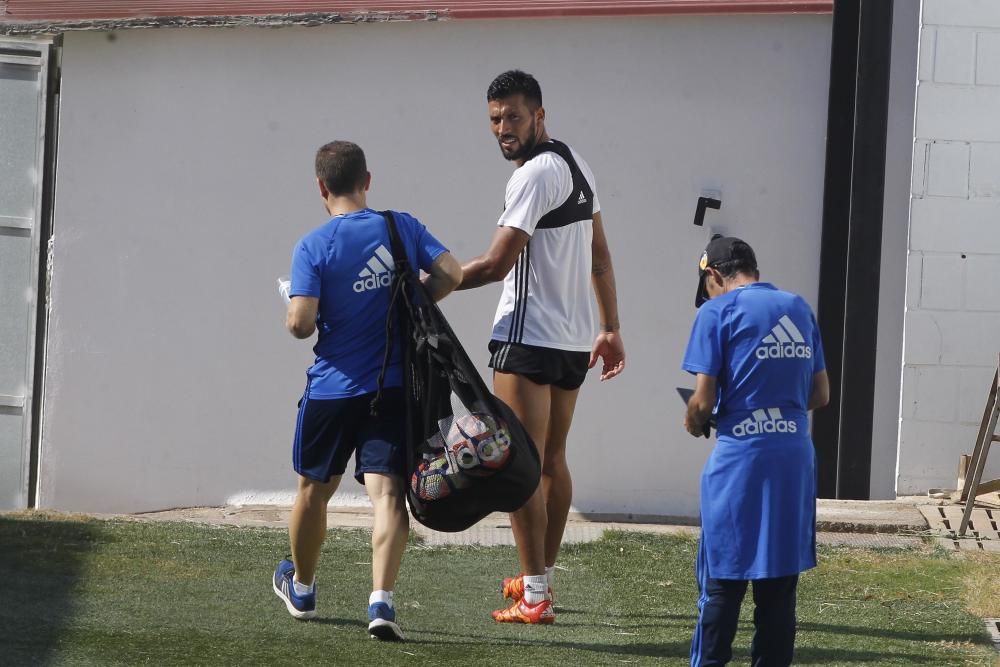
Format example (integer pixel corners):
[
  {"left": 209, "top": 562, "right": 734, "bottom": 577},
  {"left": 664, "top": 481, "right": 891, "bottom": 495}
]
[
  {"left": 289, "top": 208, "right": 447, "bottom": 399},
  {"left": 682, "top": 282, "right": 826, "bottom": 579},
  {"left": 682, "top": 282, "right": 825, "bottom": 438}
]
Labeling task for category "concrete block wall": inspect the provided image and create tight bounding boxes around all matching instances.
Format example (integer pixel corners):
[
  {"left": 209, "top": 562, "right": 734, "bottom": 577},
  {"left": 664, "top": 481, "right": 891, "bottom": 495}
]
[{"left": 899, "top": 0, "right": 1000, "bottom": 493}]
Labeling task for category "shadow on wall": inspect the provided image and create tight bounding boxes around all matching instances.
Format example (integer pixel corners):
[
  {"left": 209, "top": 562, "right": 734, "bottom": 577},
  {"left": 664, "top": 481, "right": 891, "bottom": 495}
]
[{"left": 0, "top": 512, "right": 96, "bottom": 664}]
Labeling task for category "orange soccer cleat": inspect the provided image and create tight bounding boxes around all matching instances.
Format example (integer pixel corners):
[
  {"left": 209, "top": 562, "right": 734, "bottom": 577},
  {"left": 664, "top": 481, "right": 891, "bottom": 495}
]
[
  {"left": 492, "top": 597, "right": 556, "bottom": 624},
  {"left": 502, "top": 574, "right": 554, "bottom": 603}
]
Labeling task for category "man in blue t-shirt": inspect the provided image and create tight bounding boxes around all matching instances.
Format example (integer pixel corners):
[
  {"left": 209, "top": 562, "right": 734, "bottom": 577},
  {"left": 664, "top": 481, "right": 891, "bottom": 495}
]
[
  {"left": 271, "top": 141, "right": 462, "bottom": 641},
  {"left": 681, "top": 235, "right": 829, "bottom": 666}
]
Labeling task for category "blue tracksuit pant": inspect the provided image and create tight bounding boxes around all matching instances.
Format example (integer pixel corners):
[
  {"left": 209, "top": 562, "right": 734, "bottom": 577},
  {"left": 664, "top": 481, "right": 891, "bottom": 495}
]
[{"left": 691, "top": 540, "right": 798, "bottom": 666}]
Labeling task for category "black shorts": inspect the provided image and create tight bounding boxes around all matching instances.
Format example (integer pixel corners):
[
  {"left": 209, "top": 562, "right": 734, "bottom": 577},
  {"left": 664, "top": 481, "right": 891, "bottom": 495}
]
[
  {"left": 292, "top": 388, "right": 405, "bottom": 484},
  {"left": 488, "top": 340, "right": 590, "bottom": 391}
]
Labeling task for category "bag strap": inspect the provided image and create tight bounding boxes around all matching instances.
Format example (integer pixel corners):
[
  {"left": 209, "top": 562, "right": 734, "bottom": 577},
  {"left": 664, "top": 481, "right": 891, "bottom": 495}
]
[
  {"left": 383, "top": 209, "right": 410, "bottom": 272},
  {"left": 370, "top": 210, "right": 410, "bottom": 416}
]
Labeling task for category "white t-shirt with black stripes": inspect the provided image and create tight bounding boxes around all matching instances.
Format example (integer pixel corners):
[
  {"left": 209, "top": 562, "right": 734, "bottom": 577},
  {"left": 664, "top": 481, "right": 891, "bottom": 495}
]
[{"left": 491, "top": 143, "right": 600, "bottom": 352}]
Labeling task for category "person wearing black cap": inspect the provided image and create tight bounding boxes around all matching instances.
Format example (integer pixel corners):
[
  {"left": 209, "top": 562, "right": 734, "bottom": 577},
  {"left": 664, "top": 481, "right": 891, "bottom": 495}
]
[{"left": 682, "top": 235, "right": 830, "bottom": 666}]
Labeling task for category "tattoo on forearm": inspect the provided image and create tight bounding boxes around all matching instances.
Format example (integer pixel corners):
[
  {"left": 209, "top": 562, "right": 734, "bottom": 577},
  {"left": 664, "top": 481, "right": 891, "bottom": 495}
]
[{"left": 592, "top": 261, "right": 611, "bottom": 276}]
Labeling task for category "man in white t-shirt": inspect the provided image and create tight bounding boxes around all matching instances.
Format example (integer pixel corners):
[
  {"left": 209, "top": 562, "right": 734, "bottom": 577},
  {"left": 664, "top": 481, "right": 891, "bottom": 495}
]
[{"left": 459, "top": 70, "right": 626, "bottom": 624}]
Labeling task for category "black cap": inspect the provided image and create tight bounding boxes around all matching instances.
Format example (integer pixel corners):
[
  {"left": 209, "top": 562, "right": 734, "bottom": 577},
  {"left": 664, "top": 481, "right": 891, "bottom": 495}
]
[{"left": 695, "top": 235, "right": 757, "bottom": 308}]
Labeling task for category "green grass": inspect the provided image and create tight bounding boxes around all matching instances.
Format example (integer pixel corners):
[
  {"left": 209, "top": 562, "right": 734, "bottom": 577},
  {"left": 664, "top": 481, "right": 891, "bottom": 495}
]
[{"left": 1, "top": 514, "right": 997, "bottom": 666}]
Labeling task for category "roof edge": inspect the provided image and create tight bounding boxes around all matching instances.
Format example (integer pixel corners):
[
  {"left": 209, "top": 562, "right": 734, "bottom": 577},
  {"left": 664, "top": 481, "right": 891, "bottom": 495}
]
[
  {"left": 0, "top": 2, "right": 832, "bottom": 35},
  {"left": 0, "top": 11, "right": 443, "bottom": 35}
]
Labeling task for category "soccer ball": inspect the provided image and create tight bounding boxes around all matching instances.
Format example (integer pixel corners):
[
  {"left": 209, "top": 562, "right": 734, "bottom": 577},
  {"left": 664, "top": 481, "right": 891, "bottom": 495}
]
[
  {"left": 476, "top": 426, "right": 512, "bottom": 469},
  {"left": 411, "top": 454, "right": 472, "bottom": 502},
  {"left": 412, "top": 456, "right": 454, "bottom": 501},
  {"left": 445, "top": 412, "right": 512, "bottom": 474}
]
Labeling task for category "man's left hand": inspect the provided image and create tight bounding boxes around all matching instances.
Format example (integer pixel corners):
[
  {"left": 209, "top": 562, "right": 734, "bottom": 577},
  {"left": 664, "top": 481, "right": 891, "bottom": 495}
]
[{"left": 589, "top": 331, "right": 625, "bottom": 381}]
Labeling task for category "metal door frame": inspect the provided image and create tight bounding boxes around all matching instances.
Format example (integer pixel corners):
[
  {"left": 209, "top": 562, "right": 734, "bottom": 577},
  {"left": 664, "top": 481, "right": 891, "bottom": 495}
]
[
  {"left": 0, "top": 35, "right": 55, "bottom": 508},
  {"left": 813, "top": 0, "right": 894, "bottom": 500}
]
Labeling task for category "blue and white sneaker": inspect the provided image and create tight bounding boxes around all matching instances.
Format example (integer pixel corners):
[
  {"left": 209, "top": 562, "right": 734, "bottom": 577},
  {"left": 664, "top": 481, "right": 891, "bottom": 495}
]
[
  {"left": 272, "top": 558, "right": 316, "bottom": 620},
  {"left": 367, "top": 602, "right": 404, "bottom": 641}
]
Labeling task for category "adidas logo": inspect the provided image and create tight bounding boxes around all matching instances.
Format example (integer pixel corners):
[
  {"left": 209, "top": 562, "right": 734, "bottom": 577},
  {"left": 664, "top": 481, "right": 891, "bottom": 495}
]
[
  {"left": 352, "top": 245, "right": 395, "bottom": 293},
  {"left": 755, "top": 315, "right": 812, "bottom": 360},
  {"left": 577, "top": 190, "right": 588, "bottom": 205},
  {"left": 732, "top": 408, "right": 798, "bottom": 437}
]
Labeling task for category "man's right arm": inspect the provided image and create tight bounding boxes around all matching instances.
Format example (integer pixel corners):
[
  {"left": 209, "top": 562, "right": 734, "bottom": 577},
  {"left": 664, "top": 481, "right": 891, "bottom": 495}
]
[
  {"left": 286, "top": 239, "right": 321, "bottom": 339},
  {"left": 457, "top": 226, "right": 529, "bottom": 290},
  {"left": 422, "top": 252, "right": 463, "bottom": 302},
  {"left": 286, "top": 296, "right": 318, "bottom": 339},
  {"left": 685, "top": 373, "right": 717, "bottom": 437},
  {"left": 460, "top": 160, "right": 555, "bottom": 290}
]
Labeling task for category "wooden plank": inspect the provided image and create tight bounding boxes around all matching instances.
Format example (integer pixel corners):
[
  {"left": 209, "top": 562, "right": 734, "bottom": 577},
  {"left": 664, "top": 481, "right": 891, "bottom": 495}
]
[{"left": 974, "top": 479, "right": 1000, "bottom": 496}]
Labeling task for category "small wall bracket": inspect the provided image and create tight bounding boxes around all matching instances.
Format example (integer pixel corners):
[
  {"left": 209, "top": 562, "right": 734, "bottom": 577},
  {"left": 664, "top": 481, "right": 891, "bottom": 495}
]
[{"left": 693, "top": 195, "right": 721, "bottom": 226}]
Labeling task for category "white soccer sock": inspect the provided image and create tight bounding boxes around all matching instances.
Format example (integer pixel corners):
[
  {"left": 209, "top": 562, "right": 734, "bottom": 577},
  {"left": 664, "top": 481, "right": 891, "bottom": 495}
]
[
  {"left": 370, "top": 589, "right": 394, "bottom": 608},
  {"left": 292, "top": 576, "right": 314, "bottom": 596},
  {"left": 523, "top": 575, "right": 548, "bottom": 605},
  {"left": 545, "top": 565, "right": 555, "bottom": 590}
]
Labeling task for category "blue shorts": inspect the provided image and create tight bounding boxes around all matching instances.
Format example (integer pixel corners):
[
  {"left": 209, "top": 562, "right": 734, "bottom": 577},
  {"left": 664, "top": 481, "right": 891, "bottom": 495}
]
[{"left": 292, "top": 388, "right": 406, "bottom": 484}]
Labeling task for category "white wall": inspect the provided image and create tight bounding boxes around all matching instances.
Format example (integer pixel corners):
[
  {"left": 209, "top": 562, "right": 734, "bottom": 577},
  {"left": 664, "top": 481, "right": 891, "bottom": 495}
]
[
  {"left": 898, "top": 0, "right": 1000, "bottom": 493},
  {"left": 41, "top": 15, "right": 834, "bottom": 514},
  {"left": 871, "top": 0, "right": 921, "bottom": 499}
]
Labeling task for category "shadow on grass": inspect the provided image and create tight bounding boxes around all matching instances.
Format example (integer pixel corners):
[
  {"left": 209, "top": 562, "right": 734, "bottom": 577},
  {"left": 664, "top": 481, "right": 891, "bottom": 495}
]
[
  {"left": 584, "top": 612, "right": 992, "bottom": 648},
  {"left": 791, "top": 646, "right": 962, "bottom": 664},
  {"left": 411, "top": 627, "right": 692, "bottom": 659},
  {"left": 0, "top": 513, "right": 99, "bottom": 666},
  {"left": 798, "top": 620, "right": 989, "bottom": 646},
  {"left": 412, "top": 628, "right": 964, "bottom": 665},
  {"left": 308, "top": 617, "right": 367, "bottom": 629}
]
